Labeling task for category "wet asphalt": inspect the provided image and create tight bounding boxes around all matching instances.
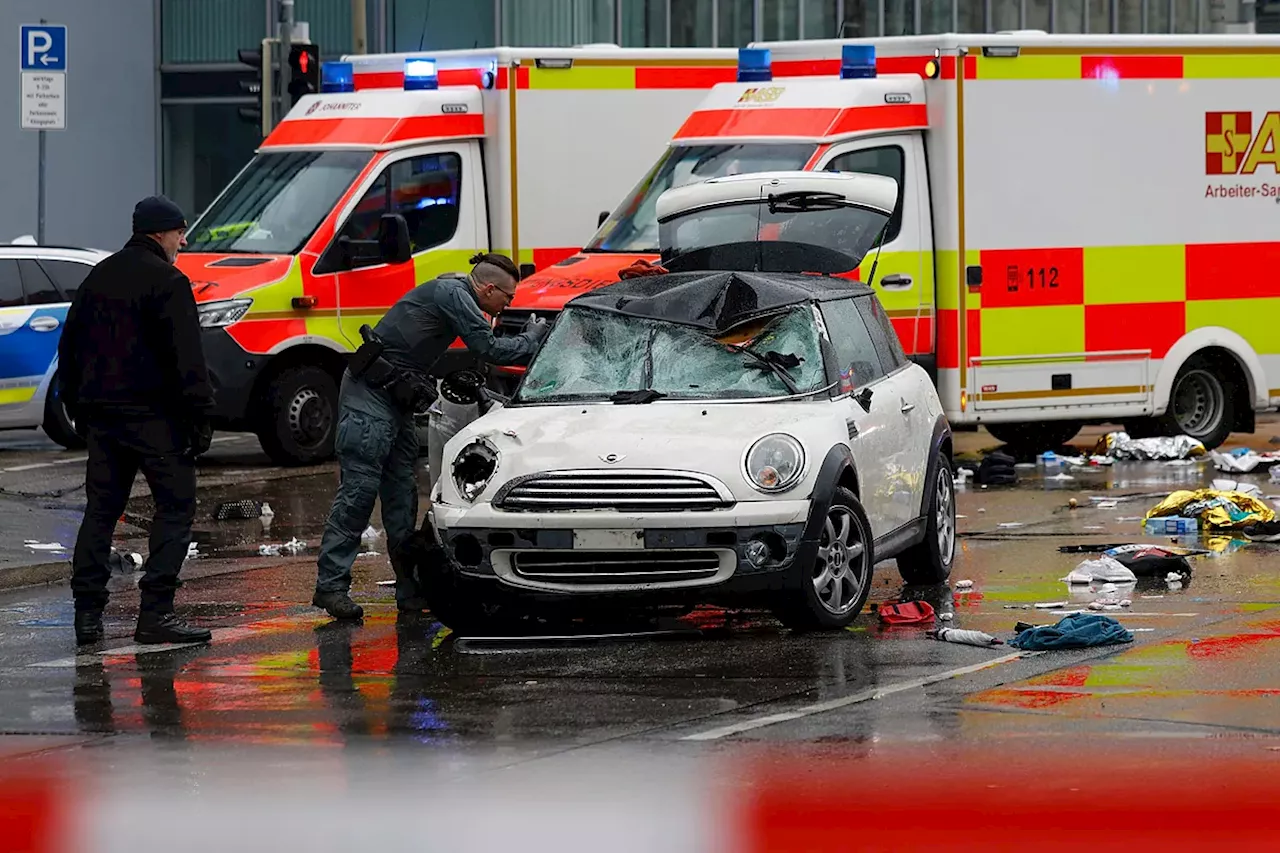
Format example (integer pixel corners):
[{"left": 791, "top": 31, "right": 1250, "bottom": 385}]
[{"left": 1, "top": 424, "right": 1280, "bottom": 775}]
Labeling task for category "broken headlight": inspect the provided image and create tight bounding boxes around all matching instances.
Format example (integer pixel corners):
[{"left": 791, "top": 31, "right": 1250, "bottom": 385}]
[
  {"left": 452, "top": 438, "right": 499, "bottom": 503},
  {"left": 744, "top": 433, "right": 805, "bottom": 494}
]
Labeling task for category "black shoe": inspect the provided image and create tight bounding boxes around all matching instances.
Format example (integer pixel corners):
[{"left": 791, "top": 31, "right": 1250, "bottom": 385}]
[
  {"left": 75, "top": 610, "right": 104, "bottom": 646},
  {"left": 1244, "top": 520, "right": 1280, "bottom": 542},
  {"left": 396, "top": 596, "right": 430, "bottom": 613},
  {"left": 312, "top": 591, "right": 364, "bottom": 621},
  {"left": 134, "top": 613, "right": 213, "bottom": 645}
]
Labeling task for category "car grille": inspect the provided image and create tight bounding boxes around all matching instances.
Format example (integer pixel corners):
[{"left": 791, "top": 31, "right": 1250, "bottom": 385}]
[
  {"left": 511, "top": 550, "right": 722, "bottom": 585},
  {"left": 494, "top": 308, "right": 559, "bottom": 338},
  {"left": 494, "top": 471, "right": 733, "bottom": 512}
]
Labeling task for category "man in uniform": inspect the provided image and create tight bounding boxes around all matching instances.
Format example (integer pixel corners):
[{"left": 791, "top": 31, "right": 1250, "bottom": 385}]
[
  {"left": 60, "top": 195, "right": 215, "bottom": 647},
  {"left": 313, "top": 252, "right": 549, "bottom": 620}
]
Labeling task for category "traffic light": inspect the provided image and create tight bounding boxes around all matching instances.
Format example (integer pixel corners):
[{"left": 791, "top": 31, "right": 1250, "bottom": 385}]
[
  {"left": 287, "top": 44, "right": 322, "bottom": 107},
  {"left": 236, "top": 39, "right": 276, "bottom": 136}
]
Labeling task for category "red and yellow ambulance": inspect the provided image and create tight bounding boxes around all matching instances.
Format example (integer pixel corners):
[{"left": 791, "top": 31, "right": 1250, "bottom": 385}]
[
  {"left": 507, "top": 33, "right": 1280, "bottom": 450},
  {"left": 178, "top": 45, "right": 736, "bottom": 465}
]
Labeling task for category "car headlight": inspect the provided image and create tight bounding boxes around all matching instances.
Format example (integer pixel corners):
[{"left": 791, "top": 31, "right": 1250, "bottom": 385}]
[
  {"left": 744, "top": 433, "right": 806, "bottom": 494},
  {"left": 452, "top": 438, "right": 499, "bottom": 503},
  {"left": 198, "top": 298, "right": 253, "bottom": 328}
]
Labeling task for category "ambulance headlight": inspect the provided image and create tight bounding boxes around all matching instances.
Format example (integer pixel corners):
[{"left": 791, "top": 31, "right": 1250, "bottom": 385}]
[
  {"left": 452, "top": 438, "right": 499, "bottom": 503},
  {"left": 197, "top": 298, "right": 253, "bottom": 328},
  {"left": 745, "top": 433, "right": 805, "bottom": 494}
]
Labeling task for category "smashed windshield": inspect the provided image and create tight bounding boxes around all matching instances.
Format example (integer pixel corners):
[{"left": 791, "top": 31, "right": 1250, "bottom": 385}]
[
  {"left": 185, "top": 150, "right": 373, "bottom": 255},
  {"left": 516, "top": 306, "right": 826, "bottom": 404},
  {"left": 659, "top": 195, "right": 890, "bottom": 275},
  {"left": 586, "top": 143, "right": 817, "bottom": 254}
]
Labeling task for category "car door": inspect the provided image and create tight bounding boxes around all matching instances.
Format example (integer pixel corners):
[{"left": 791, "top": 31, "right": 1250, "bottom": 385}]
[
  {"left": 856, "top": 294, "right": 931, "bottom": 524},
  {"left": 818, "top": 297, "right": 906, "bottom": 540},
  {"left": 0, "top": 258, "right": 57, "bottom": 428}
]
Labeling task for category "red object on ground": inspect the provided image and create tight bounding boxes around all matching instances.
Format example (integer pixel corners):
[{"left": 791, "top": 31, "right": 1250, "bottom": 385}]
[{"left": 878, "top": 600, "right": 936, "bottom": 625}]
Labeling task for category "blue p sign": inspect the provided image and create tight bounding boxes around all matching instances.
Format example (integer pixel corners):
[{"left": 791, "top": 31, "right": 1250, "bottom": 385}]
[{"left": 20, "top": 25, "right": 67, "bottom": 72}]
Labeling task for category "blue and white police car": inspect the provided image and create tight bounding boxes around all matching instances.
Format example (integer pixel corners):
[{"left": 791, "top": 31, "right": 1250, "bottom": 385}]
[{"left": 0, "top": 239, "right": 109, "bottom": 449}]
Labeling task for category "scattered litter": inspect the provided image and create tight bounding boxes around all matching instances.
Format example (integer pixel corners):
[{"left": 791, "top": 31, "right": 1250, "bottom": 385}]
[
  {"left": 930, "top": 627, "right": 1003, "bottom": 647},
  {"left": 1243, "top": 520, "right": 1280, "bottom": 542},
  {"left": 1165, "top": 571, "right": 1184, "bottom": 590},
  {"left": 1101, "top": 544, "right": 1195, "bottom": 578},
  {"left": 1035, "top": 601, "right": 1069, "bottom": 609},
  {"left": 257, "top": 537, "right": 307, "bottom": 557},
  {"left": 975, "top": 451, "right": 1018, "bottom": 486},
  {"left": 1209, "top": 450, "right": 1280, "bottom": 474},
  {"left": 956, "top": 514, "right": 968, "bottom": 519},
  {"left": 879, "top": 601, "right": 936, "bottom": 625},
  {"left": 1063, "top": 556, "right": 1137, "bottom": 585},
  {"left": 1060, "top": 455, "right": 1115, "bottom": 468},
  {"left": 1068, "top": 498, "right": 1078, "bottom": 509},
  {"left": 213, "top": 499, "right": 263, "bottom": 521},
  {"left": 1144, "top": 516, "right": 1199, "bottom": 535},
  {"left": 23, "top": 541, "right": 66, "bottom": 551},
  {"left": 938, "top": 612, "right": 953, "bottom": 621},
  {"left": 357, "top": 550, "right": 380, "bottom": 558},
  {"left": 1083, "top": 525, "right": 1106, "bottom": 530},
  {"left": 1273, "top": 466, "right": 1280, "bottom": 484},
  {"left": 954, "top": 467, "right": 974, "bottom": 487},
  {"left": 1145, "top": 488, "right": 1276, "bottom": 531},
  {"left": 1010, "top": 613, "right": 1134, "bottom": 651},
  {"left": 954, "top": 579, "right": 974, "bottom": 589},
  {"left": 1116, "top": 516, "right": 1143, "bottom": 523},
  {"left": 376, "top": 579, "right": 396, "bottom": 586},
  {"left": 997, "top": 522, "right": 1024, "bottom": 528},
  {"left": 1094, "top": 431, "right": 1206, "bottom": 461},
  {"left": 108, "top": 551, "right": 143, "bottom": 573},
  {"left": 1095, "top": 500, "right": 1119, "bottom": 510},
  {"left": 1141, "top": 595, "right": 1165, "bottom": 599},
  {"left": 260, "top": 502, "right": 275, "bottom": 520},
  {"left": 977, "top": 508, "right": 987, "bottom": 513},
  {"left": 186, "top": 542, "right": 201, "bottom": 559},
  {"left": 361, "top": 526, "right": 382, "bottom": 542},
  {"left": 1046, "top": 472, "right": 1075, "bottom": 481},
  {"left": 1211, "top": 478, "right": 1263, "bottom": 498}
]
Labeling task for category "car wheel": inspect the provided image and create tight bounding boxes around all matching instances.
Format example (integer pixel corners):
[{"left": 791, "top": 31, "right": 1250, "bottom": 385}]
[
  {"left": 1157, "top": 356, "right": 1234, "bottom": 450},
  {"left": 896, "top": 451, "right": 956, "bottom": 585},
  {"left": 985, "top": 421, "right": 1082, "bottom": 452},
  {"left": 42, "top": 374, "right": 86, "bottom": 450},
  {"left": 774, "top": 487, "right": 874, "bottom": 632},
  {"left": 256, "top": 366, "right": 338, "bottom": 466}
]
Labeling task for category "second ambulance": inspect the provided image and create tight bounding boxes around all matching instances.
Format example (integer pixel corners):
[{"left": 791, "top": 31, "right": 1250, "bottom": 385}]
[{"left": 509, "top": 33, "right": 1280, "bottom": 450}]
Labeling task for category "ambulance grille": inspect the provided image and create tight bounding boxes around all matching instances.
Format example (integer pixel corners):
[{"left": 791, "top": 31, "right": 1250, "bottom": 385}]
[{"left": 493, "top": 470, "right": 733, "bottom": 512}]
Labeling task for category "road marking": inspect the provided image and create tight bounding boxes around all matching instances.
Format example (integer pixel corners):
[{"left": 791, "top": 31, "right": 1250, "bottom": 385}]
[
  {"left": 0, "top": 435, "right": 249, "bottom": 474},
  {"left": 681, "top": 650, "right": 1033, "bottom": 741}
]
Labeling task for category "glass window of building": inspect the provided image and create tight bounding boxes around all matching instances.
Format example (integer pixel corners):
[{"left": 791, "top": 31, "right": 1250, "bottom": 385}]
[
  {"left": 803, "top": 0, "right": 839, "bottom": 38},
  {"left": 992, "top": 0, "right": 1020, "bottom": 30},
  {"left": 886, "top": 0, "right": 917, "bottom": 35},
  {"left": 672, "top": 0, "right": 715, "bottom": 45},
  {"left": 920, "top": 0, "right": 952, "bottom": 34},
  {"left": 762, "top": 0, "right": 801, "bottom": 40},
  {"left": 719, "top": 0, "right": 756, "bottom": 45}
]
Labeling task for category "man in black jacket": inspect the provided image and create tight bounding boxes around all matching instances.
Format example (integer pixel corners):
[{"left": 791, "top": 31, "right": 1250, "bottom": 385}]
[{"left": 59, "top": 196, "right": 216, "bottom": 647}]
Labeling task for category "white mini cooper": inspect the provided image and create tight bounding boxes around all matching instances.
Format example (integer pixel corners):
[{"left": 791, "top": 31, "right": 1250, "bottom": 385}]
[{"left": 428, "top": 171, "right": 955, "bottom": 633}]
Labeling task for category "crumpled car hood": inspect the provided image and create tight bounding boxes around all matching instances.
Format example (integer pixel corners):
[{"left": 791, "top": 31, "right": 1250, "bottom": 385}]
[{"left": 442, "top": 400, "right": 844, "bottom": 502}]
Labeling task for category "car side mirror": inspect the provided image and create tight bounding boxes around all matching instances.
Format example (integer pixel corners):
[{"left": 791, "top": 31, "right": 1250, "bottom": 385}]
[
  {"left": 855, "top": 387, "right": 874, "bottom": 413},
  {"left": 378, "top": 213, "right": 412, "bottom": 265},
  {"left": 519, "top": 262, "right": 536, "bottom": 280},
  {"left": 597, "top": 210, "right": 610, "bottom": 228}
]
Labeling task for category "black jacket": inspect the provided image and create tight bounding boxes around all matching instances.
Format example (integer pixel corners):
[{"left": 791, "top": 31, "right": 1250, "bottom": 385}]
[{"left": 58, "top": 235, "right": 214, "bottom": 422}]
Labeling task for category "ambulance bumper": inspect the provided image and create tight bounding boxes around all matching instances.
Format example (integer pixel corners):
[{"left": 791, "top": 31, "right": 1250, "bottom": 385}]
[{"left": 202, "top": 328, "right": 264, "bottom": 427}]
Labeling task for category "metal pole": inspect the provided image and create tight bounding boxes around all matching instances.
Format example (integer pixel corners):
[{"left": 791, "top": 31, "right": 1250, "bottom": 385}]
[
  {"left": 799, "top": 0, "right": 806, "bottom": 37},
  {"left": 615, "top": 0, "right": 624, "bottom": 44},
  {"left": 836, "top": 0, "right": 846, "bottom": 35},
  {"left": 377, "top": 0, "right": 387, "bottom": 51},
  {"left": 879, "top": 0, "right": 886, "bottom": 35},
  {"left": 1082, "top": 0, "right": 1089, "bottom": 31},
  {"left": 665, "top": 0, "right": 672, "bottom": 45},
  {"left": 1020, "top": 0, "right": 1027, "bottom": 27},
  {"left": 753, "top": 0, "right": 764, "bottom": 40},
  {"left": 1141, "top": 0, "right": 1149, "bottom": 30},
  {"left": 1049, "top": 0, "right": 1057, "bottom": 31},
  {"left": 952, "top": 0, "right": 959, "bottom": 34},
  {"left": 493, "top": 0, "right": 501, "bottom": 45},
  {"left": 352, "top": 0, "right": 367, "bottom": 52},
  {"left": 983, "top": 0, "right": 991, "bottom": 30},
  {"left": 1110, "top": 0, "right": 1119, "bottom": 30},
  {"left": 914, "top": 0, "right": 922, "bottom": 34},
  {"left": 279, "top": 0, "right": 293, "bottom": 130},
  {"left": 711, "top": 0, "right": 719, "bottom": 46},
  {"left": 37, "top": 130, "right": 46, "bottom": 245},
  {"left": 1169, "top": 0, "right": 1176, "bottom": 30}
]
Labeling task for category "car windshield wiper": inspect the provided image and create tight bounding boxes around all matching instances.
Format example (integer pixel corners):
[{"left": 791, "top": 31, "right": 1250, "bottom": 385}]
[
  {"left": 609, "top": 389, "right": 667, "bottom": 404},
  {"left": 730, "top": 345, "right": 802, "bottom": 395},
  {"left": 767, "top": 191, "right": 849, "bottom": 214}
]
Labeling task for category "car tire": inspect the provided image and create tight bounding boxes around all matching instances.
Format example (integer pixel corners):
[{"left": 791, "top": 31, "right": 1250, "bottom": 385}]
[
  {"left": 1156, "top": 356, "right": 1234, "bottom": 450},
  {"left": 255, "top": 366, "right": 338, "bottom": 467},
  {"left": 773, "top": 487, "right": 875, "bottom": 632},
  {"left": 985, "top": 421, "right": 1082, "bottom": 452},
  {"left": 896, "top": 451, "right": 956, "bottom": 585},
  {"left": 42, "top": 374, "right": 86, "bottom": 450}
]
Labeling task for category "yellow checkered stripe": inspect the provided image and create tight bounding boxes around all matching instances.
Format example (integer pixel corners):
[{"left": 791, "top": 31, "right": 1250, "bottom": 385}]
[{"left": 519, "top": 58, "right": 738, "bottom": 90}]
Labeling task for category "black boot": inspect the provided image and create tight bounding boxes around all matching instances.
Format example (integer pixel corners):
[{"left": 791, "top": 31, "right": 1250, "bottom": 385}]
[
  {"left": 75, "top": 609, "right": 105, "bottom": 646},
  {"left": 134, "top": 612, "right": 213, "bottom": 645},
  {"left": 389, "top": 553, "right": 429, "bottom": 612},
  {"left": 312, "top": 591, "right": 364, "bottom": 621}
]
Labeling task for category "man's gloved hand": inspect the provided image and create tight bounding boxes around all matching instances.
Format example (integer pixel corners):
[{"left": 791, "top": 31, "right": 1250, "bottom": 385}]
[
  {"left": 187, "top": 418, "right": 213, "bottom": 458},
  {"left": 523, "top": 314, "right": 550, "bottom": 343}
]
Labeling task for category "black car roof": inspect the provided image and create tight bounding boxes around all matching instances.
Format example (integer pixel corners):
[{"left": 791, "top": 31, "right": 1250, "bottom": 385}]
[{"left": 564, "top": 270, "right": 873, "bottom": 335}]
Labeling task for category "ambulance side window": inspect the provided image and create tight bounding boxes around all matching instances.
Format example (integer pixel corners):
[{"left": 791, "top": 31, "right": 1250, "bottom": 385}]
[
  {"left": 338, "top": 152, "right": 463, "bottom": 267},
  {"left": 824, "top": 146, "right": 905, "bottom": 243},
  {"left": 819, "top": 298, "right": 885, "bottom": 390}
]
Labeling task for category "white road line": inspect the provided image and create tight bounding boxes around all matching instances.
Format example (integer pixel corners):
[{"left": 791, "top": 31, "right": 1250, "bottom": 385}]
[
  {"left": 1, "top": 435, "right": 248, "bottom": 474},
  {"left": 681, "top": 650, "right": 1033, "bottom": 742}
]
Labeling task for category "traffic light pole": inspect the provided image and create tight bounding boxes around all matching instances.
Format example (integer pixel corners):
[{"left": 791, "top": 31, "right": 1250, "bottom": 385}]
[{"left": 278, "top": 0, "right": 295, "bottom": 131}]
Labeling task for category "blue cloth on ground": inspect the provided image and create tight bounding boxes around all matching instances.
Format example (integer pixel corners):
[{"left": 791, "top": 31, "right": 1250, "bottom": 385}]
[{"left": 1010, "top": 612, "right": 1134, "bottom": 651}]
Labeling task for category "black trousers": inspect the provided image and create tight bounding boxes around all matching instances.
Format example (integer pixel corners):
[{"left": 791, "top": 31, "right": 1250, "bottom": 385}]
[{"left": 70, "top": 418, "right": 196, "bottom": 615}]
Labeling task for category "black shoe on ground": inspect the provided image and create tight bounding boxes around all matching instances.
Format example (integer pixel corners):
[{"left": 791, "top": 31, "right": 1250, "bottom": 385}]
[
  {"left": 134, "top": 613, "right": 213, "bottom": 645},
  {"left": 75, "top": 610, "right": 105, "bottom": 646},
  {"left": 396, "top": 596, "right": 430, "bottom": 613},
  {"left": 312, "top": 591, "right": 364, "bottom": 621},
  {"left": 1244, "top": 520, "right": 1280, "bottom": 543}
]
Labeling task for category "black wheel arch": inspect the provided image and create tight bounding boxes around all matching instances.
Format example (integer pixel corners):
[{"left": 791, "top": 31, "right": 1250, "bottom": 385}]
[
  {"left": 919, "top": 416, "right": 954, "bottom": 519},
  {"left": 802, "top": 445, "right": 861, "bottom": 547},
  {"left": 250, "top": 344, "right": 349, "bottom": 416}
]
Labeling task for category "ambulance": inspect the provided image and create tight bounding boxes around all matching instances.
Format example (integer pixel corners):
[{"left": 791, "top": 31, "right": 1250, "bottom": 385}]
[
  {"left": 178, "top": 45, "right": 736, "bottom": 465},
  {"left": 507, "top": 33, "right": 1280, "bottom": 451}
]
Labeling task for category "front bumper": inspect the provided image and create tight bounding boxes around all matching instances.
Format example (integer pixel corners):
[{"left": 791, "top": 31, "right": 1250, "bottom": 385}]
[
  {"left": 431, "top": 500, "right": 812, "bottom": 599},
  {"left": 202, "top": 328, "right": 265, "bottom": 427}
]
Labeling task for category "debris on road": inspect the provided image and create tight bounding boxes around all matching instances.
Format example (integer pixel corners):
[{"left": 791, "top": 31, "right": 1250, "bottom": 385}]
[
  {"left": 1062, "top": 556, "right": 1137, "bottom": 585},
  {"left": 1243, "top": 520, "right": 1280, "bottom": 542},
  {"left": 213, "top": 499, "right": 264, "bottom": 521},
  {"left": 1102, "top": 544, "right": 1195, "bottom": 578},
  {"left": 1145, "top": 488, "right": 1275, "bottom": 531},
  {"left": 931, "top": 627, "right": 1003, "bottom": 647},
  {"left": 975, "top": 451, "right": 1017, "bottom": 486},
  {"left": 258, "top": 537, "right": 307, "bottom": 557},
  {"left": 954, "top": 579, "right": 974, "bottom": 589},
  {"left": 1010, "top": 613, "right": 1134, "bottom": 650},
  {"left": 1209, "top": 448, "right": 1280, "bottom": 474},
  {"left": 108, "top": 551, "right": 143, "bottom": 573},
  {"left": 362, "top": 526, "right": 382, "bottom": 542},
  {"left": 186, "top": 542, "right": 201, "bottom": 559},
  {"left": 23, "top": 540, "right": 66, "bottom": 552},
  {"left": 878, "top": 601, "right": 936, "bottom": 625},
  {"left": 1093, "top": 431, "right": 1206, "bottom": 461}
]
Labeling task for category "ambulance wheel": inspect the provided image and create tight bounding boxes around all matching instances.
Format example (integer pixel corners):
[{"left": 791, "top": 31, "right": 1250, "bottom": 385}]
[
  {"left": 986, "top": 421, "right": 1081, "bottom": 451},
  {"left": 42, "top": 374, "right": 85, "bottom": 450},
  {"left": 1158, "top": 356, "right": 1234, "bottom": 450},
  {"left": 773, "top": 489, "right": 875, "bottom": 632},
  {"left": 257, "top": 366, "right": 338, "bottom": 467}
]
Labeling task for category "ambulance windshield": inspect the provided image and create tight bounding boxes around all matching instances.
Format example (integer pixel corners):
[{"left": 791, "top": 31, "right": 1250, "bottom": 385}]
[
  {"left": 586, "top": 143, "right": 816, "bottom": 254},
  {"left": 184, "top": 150, "right": 373, "bottom": 255}
]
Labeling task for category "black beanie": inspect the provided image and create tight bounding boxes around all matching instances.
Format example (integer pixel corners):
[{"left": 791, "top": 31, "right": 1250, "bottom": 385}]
[{"left": 132, "top": 195, "right": 187, "bottom": 234}]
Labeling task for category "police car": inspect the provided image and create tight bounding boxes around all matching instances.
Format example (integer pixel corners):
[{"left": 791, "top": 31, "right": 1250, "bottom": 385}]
[{"left": 0, "top": 239, "right": 109, "bottom": 449}]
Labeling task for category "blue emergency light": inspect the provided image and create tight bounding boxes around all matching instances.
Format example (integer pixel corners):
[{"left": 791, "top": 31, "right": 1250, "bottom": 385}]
[
  {"left": 737, "top": 48, "right": 773, "bottom": 82},
  {"left": 321, "top": 61, "right": 355, "bottom": 93},
  {"left": 404, "top": 58, "right": 439, "bottom": 90},
  {"left": 840, "top": 44, "right": 877, "bottom": 79}
]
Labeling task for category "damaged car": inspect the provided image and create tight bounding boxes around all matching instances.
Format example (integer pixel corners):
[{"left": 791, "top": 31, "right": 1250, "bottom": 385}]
[{"left": 426, "top": 171, "right": 955, "bottom": 633}]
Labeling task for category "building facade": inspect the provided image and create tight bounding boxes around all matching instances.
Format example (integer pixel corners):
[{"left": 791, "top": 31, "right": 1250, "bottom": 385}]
[{"left": 0, "top": 0, "right": 1262, "bottom": 248}]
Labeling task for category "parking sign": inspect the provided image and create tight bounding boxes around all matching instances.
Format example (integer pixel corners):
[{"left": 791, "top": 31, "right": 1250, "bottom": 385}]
[{"left": 20, "top": 25, "right": 66, "bottom": 71}]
